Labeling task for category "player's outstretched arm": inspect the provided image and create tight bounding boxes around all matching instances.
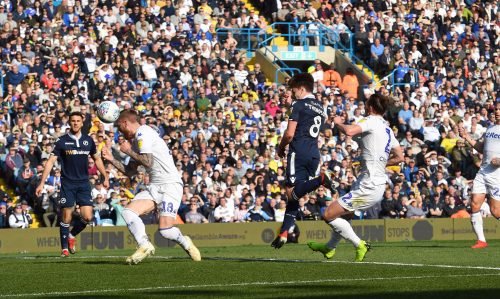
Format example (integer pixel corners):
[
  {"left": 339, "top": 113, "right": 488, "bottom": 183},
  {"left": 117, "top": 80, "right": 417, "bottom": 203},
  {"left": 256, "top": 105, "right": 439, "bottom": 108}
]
[
  {"left": 277, "top": 120, "right": 297, "bottom": 158},
  {"left": 35, "top": 155, "right": 58, "bottom": 197},
  {"left": 458, "top": 126, "right": 484, "bottom": 153},
  {"left": 92, "top": 153, "right": 109, "bottom": 189},
  {"left": 101, "top": 147, "right": 138, "bottom": 177},
  {"left": 387, "top": 146, "right": 404, "bottom": 166},
  {"left": 118, "top": 140, "right": 154, "bottom": 169},
  {"left": 333, "top": 116, "right": 362, "bottom": 137}
]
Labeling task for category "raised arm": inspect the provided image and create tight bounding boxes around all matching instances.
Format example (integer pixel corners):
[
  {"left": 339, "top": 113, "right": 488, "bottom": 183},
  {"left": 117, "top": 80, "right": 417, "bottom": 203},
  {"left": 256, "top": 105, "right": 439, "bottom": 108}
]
[
  {"left": 333, "top": 116, "right": 362, "bottom": 137},
  {"left": 101, "top": 146, "right": 139, "bottom": 177},
  {"left": 277, "top": 120, "right": 297, "bottom": 158}
]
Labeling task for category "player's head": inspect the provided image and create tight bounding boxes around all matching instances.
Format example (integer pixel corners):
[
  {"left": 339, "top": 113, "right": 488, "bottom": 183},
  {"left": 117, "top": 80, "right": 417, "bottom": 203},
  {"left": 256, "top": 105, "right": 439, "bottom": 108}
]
[
  {"left": 116, "top": 109, "right": 140, "bottom": 139},
  {"left": 69, "top": 111, "right": 84, "bottom": 134},
  {"left": 288, "top": 73, "right": 314, "bottom": 99},
  {"left": 366, "top": 93, "right": 393, "bottom": 116}
]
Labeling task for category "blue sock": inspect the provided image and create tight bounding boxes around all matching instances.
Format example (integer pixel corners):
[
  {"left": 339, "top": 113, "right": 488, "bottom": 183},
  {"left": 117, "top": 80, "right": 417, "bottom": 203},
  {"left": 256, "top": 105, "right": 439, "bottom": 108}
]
[
  {"left": 60, "top": 222, "right": 70, "bottom": 250},
  {"left": 293, "top": 177, "right": 321, "bottom": 198},
  {"left": 70, "top": 217, "right": 87, "bottom": 237},
  {"left": 280, "top": 199, "right": 299, "bottom": 234}
]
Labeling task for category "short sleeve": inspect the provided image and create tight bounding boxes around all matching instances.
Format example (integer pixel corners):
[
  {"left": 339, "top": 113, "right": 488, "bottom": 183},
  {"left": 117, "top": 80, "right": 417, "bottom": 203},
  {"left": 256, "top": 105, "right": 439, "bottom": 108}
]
[
  {"left": 52, "top": 138, "right": 62, "bottom": 158},
  {"left": 357, "top": 117, "right": 373, "bottom": 133},
  {"left": 136, "top": 127, "right": 153, "bottom": 154},
  {"left": 289, "top": 101, "right": 300, "bottom": 122}
]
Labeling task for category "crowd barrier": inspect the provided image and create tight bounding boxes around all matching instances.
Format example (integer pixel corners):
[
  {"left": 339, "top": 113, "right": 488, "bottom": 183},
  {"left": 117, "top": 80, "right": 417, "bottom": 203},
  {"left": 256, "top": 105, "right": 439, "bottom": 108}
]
[{"left": 0, "top": 218, "right": 499, "bottom": 253}]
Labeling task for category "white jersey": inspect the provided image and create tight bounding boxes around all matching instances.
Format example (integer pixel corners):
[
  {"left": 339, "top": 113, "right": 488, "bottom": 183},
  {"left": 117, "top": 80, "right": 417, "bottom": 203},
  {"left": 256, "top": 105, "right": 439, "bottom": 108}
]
[
  {"left": 481, "top": 124, "right": 500, "bottom": 168},
  {"left": 133, "top": 125, "right": 182, "bottom": 185},
  {"left": 356, "top": 115, "right": 399, "bottom": 185}
]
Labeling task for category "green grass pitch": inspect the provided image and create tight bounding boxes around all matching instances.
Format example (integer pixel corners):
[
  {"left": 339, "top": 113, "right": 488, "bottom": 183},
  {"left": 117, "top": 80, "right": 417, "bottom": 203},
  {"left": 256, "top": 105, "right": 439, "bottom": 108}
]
[{"left": 1, "top": 240, "right": 499, "bottom": 298}]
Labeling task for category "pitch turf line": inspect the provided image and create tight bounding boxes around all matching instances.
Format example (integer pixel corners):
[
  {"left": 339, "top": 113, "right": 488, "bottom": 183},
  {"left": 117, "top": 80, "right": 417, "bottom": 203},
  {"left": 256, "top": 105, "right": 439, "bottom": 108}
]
[
  {"left": 4, "top": 255, "right": 500, "bottom": 271},
  {"left": 1, "top": 273, "right": 499, "bottom": 298}
]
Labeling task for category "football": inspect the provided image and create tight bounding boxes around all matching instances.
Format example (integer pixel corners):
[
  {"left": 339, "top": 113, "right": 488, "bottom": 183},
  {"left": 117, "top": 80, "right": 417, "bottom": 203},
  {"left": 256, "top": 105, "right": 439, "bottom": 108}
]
[{"left": 97, "top": 101, "right": 120, "bottom": 123}]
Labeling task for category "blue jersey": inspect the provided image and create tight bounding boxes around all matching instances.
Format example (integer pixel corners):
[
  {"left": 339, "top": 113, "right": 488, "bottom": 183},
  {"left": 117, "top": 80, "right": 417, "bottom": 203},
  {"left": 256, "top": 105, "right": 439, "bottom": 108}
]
[
  {"left": 289, "top": 96, "right": 326, "bottom": 157},
  {"left": 52, "top": 133, "right": 96, "bottom": 183}
]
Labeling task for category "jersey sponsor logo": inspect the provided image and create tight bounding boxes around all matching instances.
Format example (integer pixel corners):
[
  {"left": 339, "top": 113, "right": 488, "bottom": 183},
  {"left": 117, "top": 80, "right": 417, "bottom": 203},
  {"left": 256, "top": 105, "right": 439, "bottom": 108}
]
[
  {"left": 484, "top": 132, "right": 500, "bottom": 139},
  {"left": 65, "top": 150, "right": 91, "bottom": 155},
  {"left": 64, "top": 142, "right": 74, "bottom": 145}
]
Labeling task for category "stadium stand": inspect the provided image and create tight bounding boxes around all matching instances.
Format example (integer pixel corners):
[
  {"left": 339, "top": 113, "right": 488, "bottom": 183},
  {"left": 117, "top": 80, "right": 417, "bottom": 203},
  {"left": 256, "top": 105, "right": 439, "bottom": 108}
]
[{"left": 0, "top": 0, "right": 498, "bottom": 229}]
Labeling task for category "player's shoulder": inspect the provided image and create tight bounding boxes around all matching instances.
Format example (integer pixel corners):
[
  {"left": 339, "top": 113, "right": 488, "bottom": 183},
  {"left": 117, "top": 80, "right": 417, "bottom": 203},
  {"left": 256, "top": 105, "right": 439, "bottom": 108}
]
[{"left": 137, "top": 125, "right": 154, "bottom": 136}]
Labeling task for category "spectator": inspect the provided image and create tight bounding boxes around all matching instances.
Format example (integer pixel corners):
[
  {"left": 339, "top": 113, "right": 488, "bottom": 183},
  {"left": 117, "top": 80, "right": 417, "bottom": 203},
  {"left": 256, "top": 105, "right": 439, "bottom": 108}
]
[{"left": 8, "top": 202, "right": 32, "bottom": 229}]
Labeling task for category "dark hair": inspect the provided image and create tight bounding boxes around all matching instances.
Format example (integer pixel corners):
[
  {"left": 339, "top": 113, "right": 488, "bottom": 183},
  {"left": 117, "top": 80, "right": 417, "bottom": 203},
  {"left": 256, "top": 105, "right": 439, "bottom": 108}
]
[
  {"left": 69, "top": 111, "right": 84, "bottom": 119},
  {"left": 288, "top": 73, "right": 314, "bottom": 92},
  {"left": 117, "top": 109, "right": 140, "bottom": 123},
  {"left": 366, "top": 93, "right": 393, "bottom": 115}
]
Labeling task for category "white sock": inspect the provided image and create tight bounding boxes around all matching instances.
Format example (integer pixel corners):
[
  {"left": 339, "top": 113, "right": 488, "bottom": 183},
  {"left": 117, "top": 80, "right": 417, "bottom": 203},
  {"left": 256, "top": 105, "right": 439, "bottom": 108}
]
[
  {"left": 122, "top": 209, "right": 149, "bottom": 247},
  {"left": 159, "top": 227, "right": 188, "bottom": 249},
  {"left": 471, "top": 212, "right": 486, "bottom": 242},
  {"left": 327, "top": 218, "right": 361, "bottom": 247},
  {"left": 326, "top": 231, "right": 342, "bottom": 249}
]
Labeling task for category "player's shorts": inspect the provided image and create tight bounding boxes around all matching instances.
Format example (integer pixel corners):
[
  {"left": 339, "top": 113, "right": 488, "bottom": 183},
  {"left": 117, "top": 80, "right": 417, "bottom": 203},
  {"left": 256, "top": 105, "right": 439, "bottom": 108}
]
[
  {"left": 337, "top": 174, "right": 386, "bottom": 212},
  {"left": 133, "top": 182, "right": 183, "bottom": 218},
  {"left": 59, "top": 180, "right": 93, "bottom": 208},
  {"left": 286, "top": 151, "right": 320, "bottom": 186},
  {"left": 472, "top": 166, "right": 500, "bottom": 200}
]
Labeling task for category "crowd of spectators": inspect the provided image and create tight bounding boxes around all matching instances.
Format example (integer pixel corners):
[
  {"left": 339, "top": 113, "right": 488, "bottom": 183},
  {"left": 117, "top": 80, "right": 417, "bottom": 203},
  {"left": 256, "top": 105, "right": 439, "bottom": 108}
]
[{"left": 0, "top": 0, "right": 498, "bottom": 229}]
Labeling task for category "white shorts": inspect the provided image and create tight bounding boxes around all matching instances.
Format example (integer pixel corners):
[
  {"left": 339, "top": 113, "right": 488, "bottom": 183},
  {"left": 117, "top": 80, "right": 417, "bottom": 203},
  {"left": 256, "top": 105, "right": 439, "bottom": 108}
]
[
  {"left": 133, "top": 182, "right": 183, "bottom": 218},
  {"left": 337, "top": 175, "right": 386, "bottom": 212},
  {"left": 472, "top": 167, "right": 500, "bottom": 200}
]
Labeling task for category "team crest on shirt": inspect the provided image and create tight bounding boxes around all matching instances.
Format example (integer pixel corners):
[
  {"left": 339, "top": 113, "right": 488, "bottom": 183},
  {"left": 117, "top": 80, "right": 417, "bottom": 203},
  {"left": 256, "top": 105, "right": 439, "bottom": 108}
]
[{"left": 83, "top": 141, "right": 89, "bottom": 146}]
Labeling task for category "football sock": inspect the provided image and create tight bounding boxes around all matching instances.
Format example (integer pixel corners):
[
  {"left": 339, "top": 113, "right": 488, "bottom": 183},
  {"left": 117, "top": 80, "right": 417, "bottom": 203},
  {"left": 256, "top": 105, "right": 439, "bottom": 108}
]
[
  {"left": 327, "top": 218, "right": 361, "bottom": 247},
  {"left": 326, "top": 231, "right": 342, "bottom": 249},
  {"left": 471, "top": 212, "right": 486, "bottom": 242},
  {"left": 159, "top": 227, "right": 189, "bottom": 249},
  {"left": 70, "top": 217, "right": 87, "bottom": 238},
  {"left": 293, "top": 177, "right": 321, "bottom": 198},
  {"left": 122, "top": 208, "right": 149, "bottom": 247},
  {"left": 60, "top": 222, "right": 70, "bottom": 250},
  {"left": 281, "top": 199, "right": 299, "bottom": 234}
]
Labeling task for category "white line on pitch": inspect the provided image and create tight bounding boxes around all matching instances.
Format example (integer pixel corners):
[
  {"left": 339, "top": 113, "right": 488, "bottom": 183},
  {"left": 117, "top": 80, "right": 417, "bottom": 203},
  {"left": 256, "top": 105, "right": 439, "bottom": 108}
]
[
  {"left": 6, "top": 255, "right": 500, "bottom": 271},
  {"left": 1, "top": 273, "right": 499, "bottom": 298}
]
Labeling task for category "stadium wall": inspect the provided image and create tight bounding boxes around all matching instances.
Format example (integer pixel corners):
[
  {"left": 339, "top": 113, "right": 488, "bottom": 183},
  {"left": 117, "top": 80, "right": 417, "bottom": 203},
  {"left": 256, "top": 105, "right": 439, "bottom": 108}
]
[{"left": 0, "top": 219, "right": 499, "bottom": 253}]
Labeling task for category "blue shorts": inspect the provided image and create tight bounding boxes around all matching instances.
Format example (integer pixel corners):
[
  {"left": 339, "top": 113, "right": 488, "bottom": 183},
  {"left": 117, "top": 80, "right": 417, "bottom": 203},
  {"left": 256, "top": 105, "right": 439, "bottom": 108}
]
[
  {"left": 59, "top": 180, "right": 93, "bottom": 208},
  {"left": 286, "top": 151, "right": 320, "bottom": 187}
]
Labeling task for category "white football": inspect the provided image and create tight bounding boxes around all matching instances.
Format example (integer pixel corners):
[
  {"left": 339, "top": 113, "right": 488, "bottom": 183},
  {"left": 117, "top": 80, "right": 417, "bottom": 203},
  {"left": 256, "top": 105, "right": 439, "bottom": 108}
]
[{"left": 97, "top": 101, "right": 120, "bottom": 123}]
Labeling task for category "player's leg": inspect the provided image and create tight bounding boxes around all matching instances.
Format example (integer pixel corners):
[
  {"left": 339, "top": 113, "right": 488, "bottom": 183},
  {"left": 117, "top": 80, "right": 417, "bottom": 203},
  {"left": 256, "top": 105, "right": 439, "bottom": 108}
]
[
  {"left": 58, "top": 185, "right": 75, "bottom": 257},
  {"left": 273, "top": 155, "right": 328, "bottom": 248},
  {"left": 308, "top": 212, "right": 353, "bottom": 260},
  {"left": 157, "top": 183, "right": 201, "bottom": 261},
  {"left": 158, "top": 216, "right": 201, "bottom": 261},
  {"left": 470, "top": 173, "right": 488, "bottom": 248},
  {"left": 122, "top": 197, "right": 156, "bottom": 264},
  {"left": 59, "top": 207, "right": 73, "bottom": 257},
  {"left": 311, "top": 182, "right": 382, "bottom": 261},
  {"left": 68, "top": 183, "right": 94, "bottom": 254}
]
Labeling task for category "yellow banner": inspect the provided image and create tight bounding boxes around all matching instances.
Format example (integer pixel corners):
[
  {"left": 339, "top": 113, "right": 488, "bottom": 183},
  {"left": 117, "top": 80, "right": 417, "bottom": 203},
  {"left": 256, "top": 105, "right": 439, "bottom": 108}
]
[
  {"left": 0, "top": 219, "right": 499, "bottom": 254},
  {"left": 384, "top": 219, "right": 454, "bottom": 242}
]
